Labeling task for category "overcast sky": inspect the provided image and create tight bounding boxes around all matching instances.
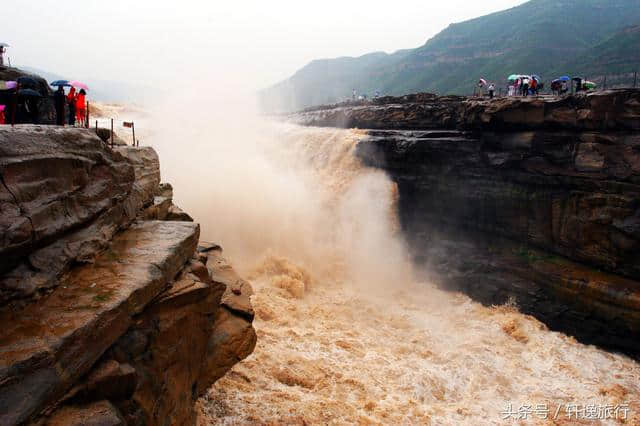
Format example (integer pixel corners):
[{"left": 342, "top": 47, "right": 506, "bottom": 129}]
[{"left": 5, "top": 0, "right": 527, "bottom": 91}]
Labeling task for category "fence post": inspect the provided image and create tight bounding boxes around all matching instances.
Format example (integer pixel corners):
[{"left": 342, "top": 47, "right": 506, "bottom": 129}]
[
  {"left": 11, "top": 91, "right": 16, "bottom": 126},
  {"left": 95, "top": 120, "right": 98, "bottom": 134},
  {"left": 85, "top": 101, "right": 89, "bottom": 128},
  {"left": 603, "top": 75, "right": 607, "bottom": 90},
  {"left": 110, "top": 118, "right": 114, "bottom": 148},
  {"left": 132, "top": 122, "right": 136, "bottom": 147},
  {"left": 635, "top": 71, "right": 638, "bottom": 88}
]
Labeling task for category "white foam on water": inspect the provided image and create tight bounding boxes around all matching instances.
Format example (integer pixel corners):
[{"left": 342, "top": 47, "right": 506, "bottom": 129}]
[{"left": 181, "top": 124, "right": 640, "bottom": 425}]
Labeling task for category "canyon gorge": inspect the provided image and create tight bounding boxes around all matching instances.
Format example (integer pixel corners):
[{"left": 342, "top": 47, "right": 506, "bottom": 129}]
[{"left": 1, "top": 86, "right": 639, "bottom": 425}]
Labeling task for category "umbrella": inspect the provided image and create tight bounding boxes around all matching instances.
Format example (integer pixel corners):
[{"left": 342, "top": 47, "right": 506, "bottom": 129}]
[
  {"left": 508, "top": 74, "right": 519, "bottom": 81},
  {"left": 17, "top": 77, "right": 38, "bottom": 88},
  {"left": 17, "top": 89, "right": 42, "bottom": 97},
  {"left": 0, "top": 81, "right": 17, "bottom": 90},
  {"left": 50, "top": 80, "right": 71, "bottom": 87},
  {"left": 531, "top": 75, "right": 540, "bottom": 81},
  {"left": 584, "top": 81, "right": 597, "bottom": 90},
  {"left": 558, "top": 76, "right": 570, "bottom": 81},
  {"left": 479, "top": 78, "right": 487, "bottom": 85},
  {"left": 0, "top": 43, "right": 9, "bottom": 48},
  {"left": 69, "top": 80, "right": 89, "bottom": 90},
  {"left": 0, "top": 105, "right": 5, "bottom": 112}
]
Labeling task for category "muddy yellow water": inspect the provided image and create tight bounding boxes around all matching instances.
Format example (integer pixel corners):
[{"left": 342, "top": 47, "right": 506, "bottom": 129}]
[{"left": 188, "top": 125, "right": 640, "bottom": 425}]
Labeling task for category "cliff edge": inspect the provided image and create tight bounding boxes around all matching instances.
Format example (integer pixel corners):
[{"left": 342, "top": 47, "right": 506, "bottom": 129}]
[
  {"left": 291, "top": 90, "right": 640, "bottom": 357},
  {"left": 0, "top": 126, "right": 256, "bottom": 425}
]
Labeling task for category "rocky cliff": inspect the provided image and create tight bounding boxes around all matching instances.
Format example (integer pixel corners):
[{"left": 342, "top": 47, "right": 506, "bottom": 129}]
[
  {"left": 293, "top": 89, "right": 640, "bottom": 357},
  {"left": 0, "top": 126, "right": 256, "bottom": 425}
]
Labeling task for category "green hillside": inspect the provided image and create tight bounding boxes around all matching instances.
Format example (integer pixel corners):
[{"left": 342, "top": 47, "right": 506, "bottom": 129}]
[
  {"left": 555, "top": 25, "right": 640, "bottom": 86},
  {"left": 261, "top": 0, "right": 640, "bottom": 112}
]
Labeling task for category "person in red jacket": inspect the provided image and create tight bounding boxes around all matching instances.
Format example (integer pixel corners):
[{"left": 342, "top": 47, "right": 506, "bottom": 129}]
[
  {"left": 0, "top": 105, "right": 5, "bottom": 125},
  {"left": 67, "top": 87, "right": 77, "bottom": 125},
  {"left": 75, "top": 89, "right": 86, "bottom": 127}
]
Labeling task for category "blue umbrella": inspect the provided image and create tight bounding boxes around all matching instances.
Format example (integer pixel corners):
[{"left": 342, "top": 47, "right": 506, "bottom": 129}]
[
  {"left": 558, "top": 76, "right": 570, "bottom": 82},
  {"left": 50, "top": 80, "right": 71, "bottom": 87},
  {"left": 17, "top": 76, "right": 38, "bottom": 88}
]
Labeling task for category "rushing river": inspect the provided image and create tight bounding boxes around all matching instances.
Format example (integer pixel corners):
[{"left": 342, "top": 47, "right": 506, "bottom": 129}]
[{"left": 151, "top": 118, "right": 640, "bottom": 425}]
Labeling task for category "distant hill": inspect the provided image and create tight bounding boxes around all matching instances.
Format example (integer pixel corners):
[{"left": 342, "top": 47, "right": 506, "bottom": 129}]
[
  {"left": 261, "top": 0, "right": 640, "bottom": 112},
  {"left": 556, "top": 25, "right": 640, "bottom": 86}
]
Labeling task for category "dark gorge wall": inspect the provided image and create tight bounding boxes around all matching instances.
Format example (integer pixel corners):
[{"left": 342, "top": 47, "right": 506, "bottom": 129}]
[{"left": 295, "top": 89, "right": 640, "bottom": 357}]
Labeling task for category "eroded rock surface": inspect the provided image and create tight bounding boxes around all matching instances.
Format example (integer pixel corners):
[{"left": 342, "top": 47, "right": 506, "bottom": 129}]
[
  {"left": 0, "top": 220, "right": 199, "bottom": 425},
  {"left": 288, "top": 90, "right": 640, "bottom": 357},
  {"left": 0, "top": 125, "right": 256, "bottom": 425},
  {"left": 353, "top": 103, "right": 640, "bottom": 356},
  {"left": 0, "top": 126, "right": 151, "bottom": 304},
  {"left": 288, "top": 89, "right": 640, "bottom": 131}
]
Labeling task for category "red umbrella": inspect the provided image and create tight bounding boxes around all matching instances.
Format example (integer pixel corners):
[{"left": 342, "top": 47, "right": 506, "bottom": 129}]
[{"left": 69, "top": 80, "right": 89, "bottom": 91}]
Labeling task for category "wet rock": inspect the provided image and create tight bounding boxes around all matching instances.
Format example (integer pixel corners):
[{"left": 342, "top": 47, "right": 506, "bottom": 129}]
[
  {"left": 461, "top": 89, "right": 640, "bottom": 131},
  {"left": 198, "top": 241, "right": 223, "bottom": 253},
  {"left": 198, "top": 307, "right": 257, "bottom": 395},
  {"left": 0, "top": 128, "right": 162, "bottom": 305},
  {"left": 357, "top": 129, "right": 640, "bottom": 281},
  {"left": 0, "top": 126, "right": 133, "bottom": 273},
  {"left": 107, "top": 256, "right": 251, "bottom": 426},
  {"left": 288, "top": 94, "right": 464, "bottom": 130},
  {"left": 289, "top": 89, "right": 640, "bottom": 132},
  {"left": 70, "top": 360, "right": 137, "bottom": 403},
  {"left": 46, "top": 400, "right": 125, "bottom": 426},
  {"left": 0, "top": 220, "right": 199, "bottom": 425},
  {"left": 415, "top": 229, "right": 640, "bottom": 356},
  {"left": 189, "top": 260, "right": 212, "bottom": 284},
  {"left": 155, "top": 182, "right": 174, "bottom": 199},
  {"left": 112, "top": 146, "right": 160, "bottom": 212},
  {"left": 357, "top": 124, "right": 640, "bottom": 357},
  {"left": 207, "top": 251, "right": 255, "bottom": 321},
  {"left": 141, "top": 196, "right": 172, "bottom": 220},
  {"left": 166, "top": 203, "right": 194, "bottom": 222},
  {"left": 94, "top": 128, "right": 128, "bottom": 146}
]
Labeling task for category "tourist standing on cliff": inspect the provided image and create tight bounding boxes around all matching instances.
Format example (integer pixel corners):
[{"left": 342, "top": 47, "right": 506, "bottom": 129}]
[
  {"left": 488, "top": 83, "right": 495, "bottom": 99},
  {"left": 0, "top": 105, "right": 5, "bottom": 124},
  {"left": 75, "top": 89, "right": 86, "bottom": 127},
  {"left": 530, "top": 77, "right": 538, "bottom": 96},
  {"left": 477, "top": 79, "right": 486, "bottom": 97},
  {"left": 521, "top": 77, "right": 530, "bottom": 97},
  {"left": 54, "top": 86, "right": 66, "bottom": 126},
  {"left": 67, "top": 87, "right": 76, "bottom": 125},
  {"left": 0, "top": 46, "right": 4, "bottom": 67}
]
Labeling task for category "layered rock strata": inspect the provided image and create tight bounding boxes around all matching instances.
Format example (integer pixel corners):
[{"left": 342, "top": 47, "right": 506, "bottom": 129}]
[
  {"left": 296, "top": 90, "right": 640, "bottom": 357},
  {"left": 0, "top": 126, "right": 256, "bottom": 425}
]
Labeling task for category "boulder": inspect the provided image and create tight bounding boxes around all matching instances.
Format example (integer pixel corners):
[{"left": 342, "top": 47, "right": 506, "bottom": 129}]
[
  {"left": 0, "top": 220, "right": 199, "bottom": 425},
  {"left": 0, "top": 126, "right": 148, "bottom": 304},
  {"left": 166, "top": 203, "right": 194, "bottom": 222},
  {"left": 68, "top": 359, "right": 138, "bottom": 403},
  {"left": 46, "top": 401, "right": 125, "bottom": 426},
  {"left": 106, "top": 248, "right": 255, "bottom": 426}
]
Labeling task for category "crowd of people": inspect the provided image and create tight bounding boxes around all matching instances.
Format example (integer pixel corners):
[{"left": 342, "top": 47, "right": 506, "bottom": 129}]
[
  {"left": 0, "top": 82, "right": 89, "bottom": 126},
  {"left": 477, "top": 74, "right": 596, "bottom": 99},
  {"left": 53, "top": 86, "right": 87, "bottom": 126}
]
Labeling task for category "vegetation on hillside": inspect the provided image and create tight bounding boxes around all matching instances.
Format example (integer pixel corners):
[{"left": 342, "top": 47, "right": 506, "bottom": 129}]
[{"left": 261, "top": 0, "right": 640, "bottom": 112}]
